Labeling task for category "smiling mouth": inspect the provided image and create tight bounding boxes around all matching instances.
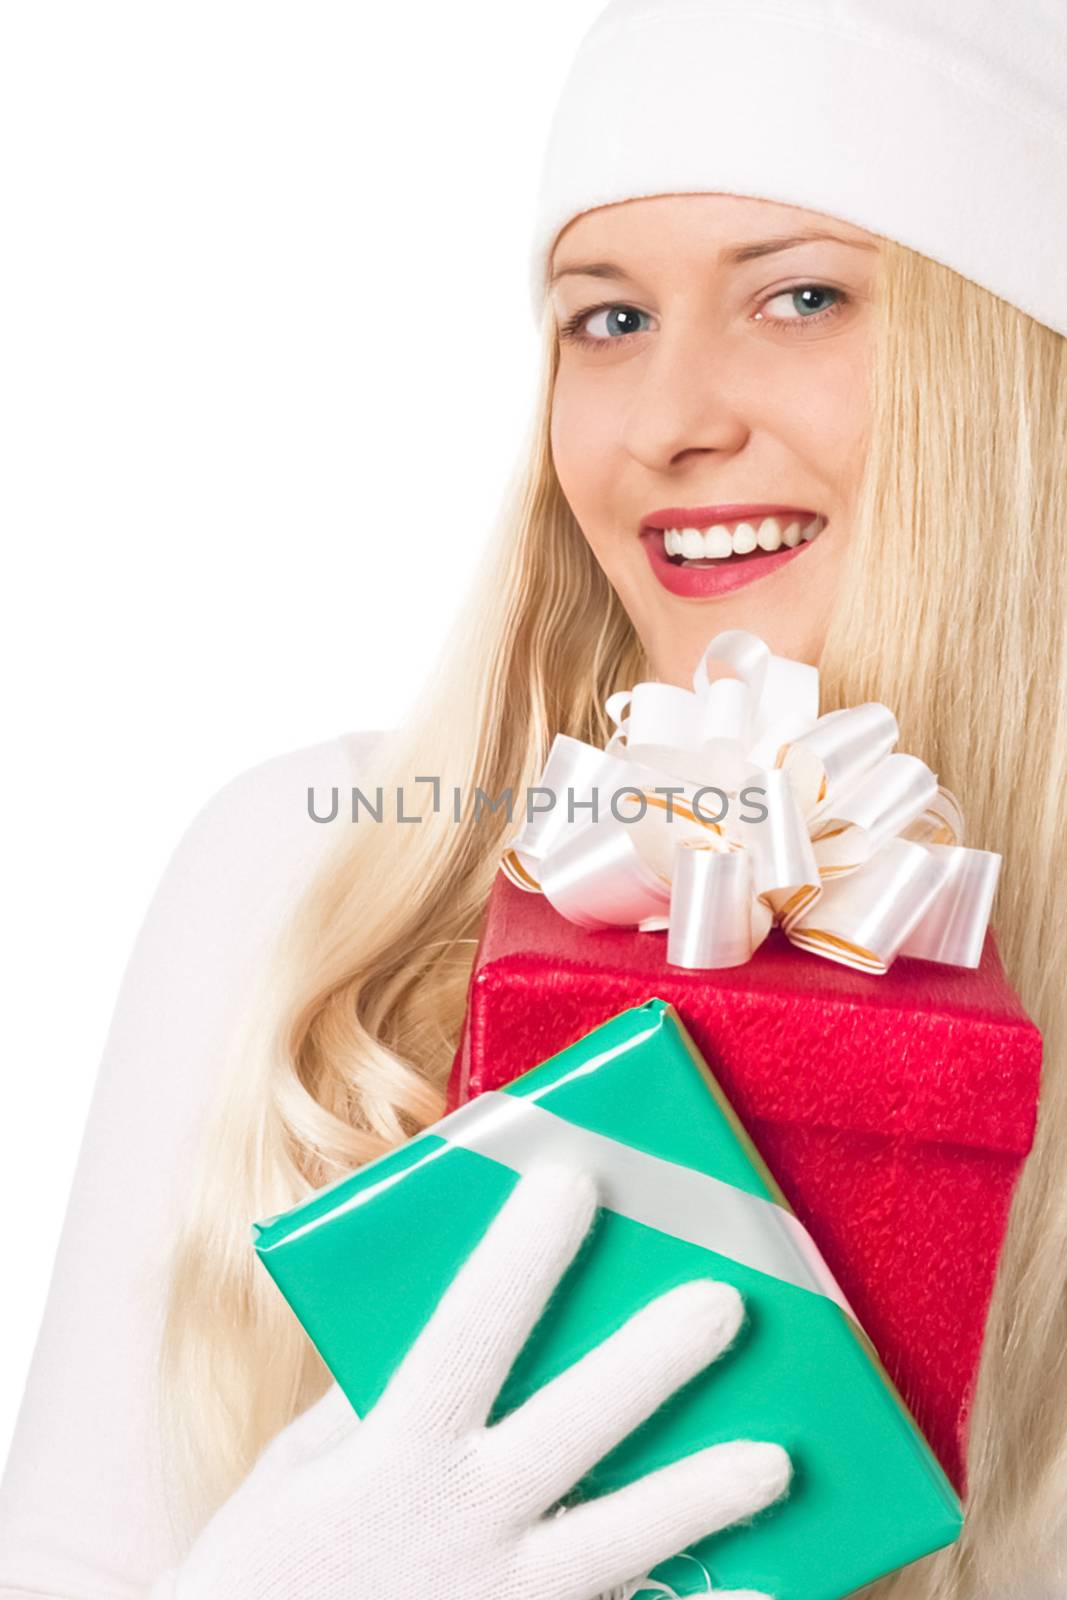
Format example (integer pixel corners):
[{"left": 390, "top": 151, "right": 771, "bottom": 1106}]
[
  {"left": 638, "top": 509, "right": 829, "bottom": 599},
  {"left": 655, "top": 513, "right": 827, "bottom": 565}
]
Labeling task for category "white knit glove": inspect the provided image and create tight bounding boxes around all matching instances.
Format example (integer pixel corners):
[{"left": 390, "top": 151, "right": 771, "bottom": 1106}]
[{"left": 151, "top": 1161, "right": 791, "bottom": 1600}]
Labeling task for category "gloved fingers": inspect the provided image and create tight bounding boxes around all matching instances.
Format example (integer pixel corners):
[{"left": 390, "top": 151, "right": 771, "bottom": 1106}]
[
  {"left": 517, "top": 1436, "right": 791, "bottom": 1600},
  {"left": 482, "top": 1277, "right": 744, "bottom": 1516},
  {"left": 376, "top": 1159, "right": 599, "bottom": 1437},
  {"left": 254, "top": 1382, "right": 359, "bottom": 1475}
]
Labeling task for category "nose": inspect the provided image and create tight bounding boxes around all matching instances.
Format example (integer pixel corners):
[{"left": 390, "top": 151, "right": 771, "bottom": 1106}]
[{"left": 619, "top": 320, "right": 751, "bottom": 472}]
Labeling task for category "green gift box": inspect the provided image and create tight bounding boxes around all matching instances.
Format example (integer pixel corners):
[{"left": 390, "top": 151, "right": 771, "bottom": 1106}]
[{"left": 252, "top": 998, "right": 963, "bottom": 1599}]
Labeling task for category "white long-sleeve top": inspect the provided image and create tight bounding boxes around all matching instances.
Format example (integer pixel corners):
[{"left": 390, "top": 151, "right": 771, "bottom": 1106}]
[
  {"left": 0, "top": 730, "right": 384, "bottom": 1597},
  {"left": 2, "top": 728, "right": 1065, "bottom": 1600}
]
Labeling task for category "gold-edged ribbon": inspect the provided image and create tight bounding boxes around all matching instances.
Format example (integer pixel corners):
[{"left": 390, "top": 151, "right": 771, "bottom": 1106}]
[{"left": 499, "top": 629, "right": 1001, "bottom": 974}]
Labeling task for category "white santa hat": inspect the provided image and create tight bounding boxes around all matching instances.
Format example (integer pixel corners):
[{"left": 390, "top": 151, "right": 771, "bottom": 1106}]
[{"left": 528, "top": 0, "right": 1067, "bottom": 337}]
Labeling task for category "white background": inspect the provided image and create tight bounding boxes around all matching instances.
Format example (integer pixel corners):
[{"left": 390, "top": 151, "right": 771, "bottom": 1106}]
[{"left": 0, "top": 0, "right": 603, "bottom": 1467}]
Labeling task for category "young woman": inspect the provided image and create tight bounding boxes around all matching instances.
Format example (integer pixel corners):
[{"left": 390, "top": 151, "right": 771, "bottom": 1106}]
[{"left": 2, "top": 0, "right": 1065, "bottom": 1596}]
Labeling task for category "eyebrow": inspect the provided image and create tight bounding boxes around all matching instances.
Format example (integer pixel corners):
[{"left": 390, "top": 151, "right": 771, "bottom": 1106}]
[
  {"left": 724, "top": 230, "right": 878, "bottom": 263},
  {"left": 549, "top": 230, "right": 877, "bottom": 285}
]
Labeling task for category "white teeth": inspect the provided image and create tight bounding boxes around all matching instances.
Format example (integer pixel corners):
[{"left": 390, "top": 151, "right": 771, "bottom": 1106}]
[
  {"left": 660, "top": 514, "right": 824, "bottom": 561},
  {"left": 705, "top": 524, "right": 733, "bottom": 559}
]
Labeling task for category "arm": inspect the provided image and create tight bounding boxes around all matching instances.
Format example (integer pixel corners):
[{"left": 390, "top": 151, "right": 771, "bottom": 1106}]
[{"left": 0, "top": 731, "right": 384, "bottom": 1599}]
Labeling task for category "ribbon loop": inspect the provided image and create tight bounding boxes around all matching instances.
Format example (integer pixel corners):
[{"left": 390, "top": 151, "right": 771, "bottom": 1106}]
[
  {"left": 898, "top": 844, "right": 1002, "bottom": 966},
  {"left": 698, "top": 675, "right": 752, "bottom": 746},
  {"left": 793, "top": 703, "right": 900, "bottom": 806},
  {"left": 540, "top": 811, "right": 672, "bottom": 930},
  {"left": 667, "top": 844, "right": 760, "bottom": 969}
]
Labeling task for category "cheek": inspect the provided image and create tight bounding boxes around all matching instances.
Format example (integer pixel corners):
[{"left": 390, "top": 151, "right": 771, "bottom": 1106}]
[
  {"left": 775, "top": 348, "right": 871, "bottom": 493},
  {"left": 550, "top": 368, "right": 622, "bottom": 530}
]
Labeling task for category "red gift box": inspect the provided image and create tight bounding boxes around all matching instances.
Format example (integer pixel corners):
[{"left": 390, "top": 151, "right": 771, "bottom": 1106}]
[{"left": 446, "top": 875, "right": 1042, "bottom": 1494}]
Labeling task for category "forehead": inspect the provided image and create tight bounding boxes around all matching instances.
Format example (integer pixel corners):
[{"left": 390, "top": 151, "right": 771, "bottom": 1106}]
[{"left": 551, "top": 193, "right": 879, "bottom": 268}]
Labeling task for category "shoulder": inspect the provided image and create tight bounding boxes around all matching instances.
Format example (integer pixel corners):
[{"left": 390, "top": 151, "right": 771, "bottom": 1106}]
[
  {"left": 154, "top": 728, "right": 391, "bottom": 920},
  {"left": 172, "top": 728, "right": 390, "bottom": 869},
  {"left": 91, "top": 726, "right": 396, "bottom": 1183},
  {"left": 103, "top": 729, "right": 394, "bottom": 1122}
]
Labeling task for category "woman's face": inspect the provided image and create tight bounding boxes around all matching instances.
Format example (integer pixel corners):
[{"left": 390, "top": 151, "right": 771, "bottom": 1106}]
[{"left": 549, "top": 193, "right": 878, "bottom": 685}]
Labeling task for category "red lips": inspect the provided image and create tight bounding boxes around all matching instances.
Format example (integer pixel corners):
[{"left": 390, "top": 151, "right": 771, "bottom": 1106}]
[{"left": 640, "top": 503, "right": 819, "bottom": 531}]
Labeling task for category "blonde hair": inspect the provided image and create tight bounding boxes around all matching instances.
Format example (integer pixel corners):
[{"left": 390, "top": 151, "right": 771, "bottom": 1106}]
[{"left": 158, "top": 239, "right": 1067, "bottom": 1599}]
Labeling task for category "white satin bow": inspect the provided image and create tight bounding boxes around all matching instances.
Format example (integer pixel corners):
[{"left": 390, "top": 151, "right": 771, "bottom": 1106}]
[{"left": 499, "top": 630, "right": 1001, "bottom": 974}]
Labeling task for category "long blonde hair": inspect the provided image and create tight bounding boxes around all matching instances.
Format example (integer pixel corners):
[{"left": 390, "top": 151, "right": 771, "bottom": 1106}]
[{"left": 158, "top": 238, "right": 1067, "bottom": 1599}]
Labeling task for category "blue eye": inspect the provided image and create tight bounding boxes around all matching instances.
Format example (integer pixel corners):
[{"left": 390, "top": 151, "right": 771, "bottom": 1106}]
[
  {"left": 562, "top": 303, "right": 652, "bottom": 345},
  {"left": 759, "top": 284, "right": 844, "bottom": 323},
  {"left": 584, "top": 305, "right": 649, "bottom": 338}
]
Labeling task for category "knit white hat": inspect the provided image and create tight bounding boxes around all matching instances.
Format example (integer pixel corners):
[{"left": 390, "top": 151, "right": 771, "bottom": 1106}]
[{"left": 528, "top": 0, "right": 1067, "bottom": 337}]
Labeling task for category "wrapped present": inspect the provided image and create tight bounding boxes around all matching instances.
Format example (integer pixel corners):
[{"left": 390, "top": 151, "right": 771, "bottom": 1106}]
[
  {"left": 255, "top": 999, "right": 964, "bottom": 1600},
  {"left": 446, "top": 874, "right": 1043, "bottom": 1494}
]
